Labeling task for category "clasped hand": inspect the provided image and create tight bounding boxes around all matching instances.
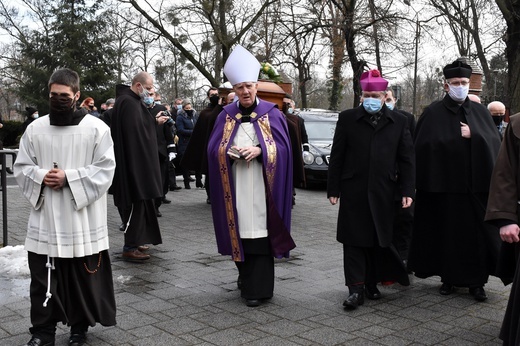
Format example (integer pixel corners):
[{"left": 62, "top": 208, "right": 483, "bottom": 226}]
[
  {"left": 229, "top": 145, "right": 261, "bottom": 163},
  {"left": 43, "top": 168, "right": 66, "bottom": 190}
]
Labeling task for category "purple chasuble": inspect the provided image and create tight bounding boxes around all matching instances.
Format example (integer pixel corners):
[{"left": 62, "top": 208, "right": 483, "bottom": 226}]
[{"left": 207, "top": 99, "right": 295, "bottom": 261}]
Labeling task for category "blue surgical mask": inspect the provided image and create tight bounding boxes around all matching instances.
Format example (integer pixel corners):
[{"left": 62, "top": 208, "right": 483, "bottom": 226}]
[
  {"left": 155, "top": 100, "right": 161, "bottom": 105},
  {"left": 363, "top": 98, "right": 383, "bottom": 114},
  {"left": 287, "top": 108, "right": 294, "bottom": 114},
  {"left": 144, "top": 96, "right": 154, "bottom": 106},
  {"left": 177, "top": 104, "right": 182, "bottom": 111},
  {"left": 448, "top": 85, "right": 469, "bottom": 102},
  {"left": 385, "top": 102, "right": 395, "bottom": 110}
]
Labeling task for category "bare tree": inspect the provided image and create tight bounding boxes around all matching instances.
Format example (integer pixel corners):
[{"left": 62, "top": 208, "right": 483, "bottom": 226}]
[
  {"left": 428, "top": 0, "right": 503, "bottom": 88},
  {"left": 120, "top": 0, "right": 277, "bottom": 86}
]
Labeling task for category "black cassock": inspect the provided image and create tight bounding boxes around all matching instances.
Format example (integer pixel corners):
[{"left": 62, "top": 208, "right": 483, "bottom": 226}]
[{"left": 409, "top": 95, "right": 501, "bottom": 286}]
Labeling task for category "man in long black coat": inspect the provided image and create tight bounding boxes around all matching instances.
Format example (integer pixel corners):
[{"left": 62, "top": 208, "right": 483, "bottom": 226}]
[
  {"left": 385, "top": 89, "right": 416, "bottom": 267},
  {"left": 327, "top": 70, "right": 415, "bottom": 310},
  {"left": 409, "top": 60, "right": 502, "bottom": 301},
  {"left": 111, "top": 72, "right": 168, "bottom": 261}
]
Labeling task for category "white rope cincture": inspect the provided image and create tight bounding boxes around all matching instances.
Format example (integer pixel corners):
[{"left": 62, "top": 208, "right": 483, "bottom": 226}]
[
  {"left": 124, "top": 204, "right": 134, "bottom": 234},
  {"left": 42, "top": 256, "right": 55, "bottom": 307}
]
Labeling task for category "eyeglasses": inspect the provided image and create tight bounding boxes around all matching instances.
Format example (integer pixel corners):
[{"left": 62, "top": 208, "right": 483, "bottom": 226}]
[{"left": 448, "top": 81, "right": 470, "bottom": 87}]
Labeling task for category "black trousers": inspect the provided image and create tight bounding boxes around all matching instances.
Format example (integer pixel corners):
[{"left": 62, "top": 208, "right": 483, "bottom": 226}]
[
  {"left": 235, "top": 238, "right": 274, "bottom": 300},
  {"left": 155, "top": 157, "right": 169, "bottom": 208},
  {"left": 343, "top": 245, "right": 377, "bottom": 292},
  {"left": 168, "top": 160, "right": 178, "bottom": 188},
  {"left": 204, "top": 174, "right": 210, "bottom": 198}
]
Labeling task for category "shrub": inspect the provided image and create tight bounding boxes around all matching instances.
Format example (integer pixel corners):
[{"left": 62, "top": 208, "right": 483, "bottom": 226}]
[{"left": 1, "top": 121, "right": 23, "bottom": 148}]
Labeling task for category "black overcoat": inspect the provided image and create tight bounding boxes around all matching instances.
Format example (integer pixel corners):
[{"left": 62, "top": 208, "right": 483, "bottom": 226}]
[
  {"left": 327, "top": 105, "right": 415, "bottom": 247},
  {"left": 110, "top": 85, "right": 162, "bottom": 209}
]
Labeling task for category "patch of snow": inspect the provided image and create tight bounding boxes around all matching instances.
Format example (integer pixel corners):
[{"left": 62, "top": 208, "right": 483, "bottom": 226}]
[{"left": 0, "top": 245, "right": 30, "bottom": 278}]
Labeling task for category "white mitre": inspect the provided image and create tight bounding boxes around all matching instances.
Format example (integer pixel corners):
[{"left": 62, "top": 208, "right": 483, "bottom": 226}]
[{"left": 223, "top": 45, "right": 261, "bottom": 86}]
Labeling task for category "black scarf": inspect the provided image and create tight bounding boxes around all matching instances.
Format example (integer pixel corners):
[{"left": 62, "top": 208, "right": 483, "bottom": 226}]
[{"left": 49, "top": 95, "right": 87, "bottom": 126}]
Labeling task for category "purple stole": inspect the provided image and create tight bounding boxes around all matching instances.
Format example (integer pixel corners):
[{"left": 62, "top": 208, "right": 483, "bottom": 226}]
[{"left": 207, "top": 99, "right": 296, "bottom": 261}]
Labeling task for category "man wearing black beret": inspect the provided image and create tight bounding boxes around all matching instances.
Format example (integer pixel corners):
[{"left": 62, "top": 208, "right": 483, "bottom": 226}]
[{"left": 409, "top": 59, "right": 502, "bottom": 301}]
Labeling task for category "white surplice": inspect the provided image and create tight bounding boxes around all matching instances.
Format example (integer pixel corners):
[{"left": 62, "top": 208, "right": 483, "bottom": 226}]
[
  {"left": 14, "top": 115, "right": 115, "bottom": 258},
  {"left": 231, "top": 122, "right": 268, "bottom": 239}
]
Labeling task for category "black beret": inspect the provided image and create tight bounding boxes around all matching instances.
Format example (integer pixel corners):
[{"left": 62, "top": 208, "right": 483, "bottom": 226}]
[{"left": 443, "top": 60, "right": 472, "bottom": 79}]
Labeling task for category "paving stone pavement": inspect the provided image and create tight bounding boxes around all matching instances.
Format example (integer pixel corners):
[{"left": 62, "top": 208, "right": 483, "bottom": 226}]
[{"left": 0, "top": 179, "right": 509, "bottom": 345}]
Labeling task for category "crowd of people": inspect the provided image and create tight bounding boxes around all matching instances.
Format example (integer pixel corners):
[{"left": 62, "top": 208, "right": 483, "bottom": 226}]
[{"left": 11, "top": 47, "right": 520, "bottom": 346}]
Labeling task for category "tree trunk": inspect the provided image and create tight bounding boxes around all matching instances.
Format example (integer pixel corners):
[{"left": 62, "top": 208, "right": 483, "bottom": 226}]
[
  {"left": 344, "top": 8, "right": 365, "bottom": 108},
  {"left": 496, "top": 0, "right": 520, "bottom": 112},
  {"left": 328, "top": 18, "right": 345, "bottom": 110}
]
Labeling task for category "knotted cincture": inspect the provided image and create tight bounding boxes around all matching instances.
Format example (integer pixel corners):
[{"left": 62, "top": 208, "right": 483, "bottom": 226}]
[
  {"left": 123, "top": 204, "right": 134, "bottom": 234},
  {"left": 42, "top": 255, "right": 55, "bottom": 307}
]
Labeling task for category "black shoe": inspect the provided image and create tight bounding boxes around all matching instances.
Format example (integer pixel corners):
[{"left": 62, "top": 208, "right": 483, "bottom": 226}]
[
  {"left": 161, "top": 197, "right": 171, "bottom": 204},
  {"left": 119, "top": 222, "right": 125, "bottom": 232},
  {"left": 184, "top": 183, "right": 191, "bottom": 189},
  {"left": 206, "top": 198, "right": 211, "bottom": 204},
  {"left": 169, "top": 186, "right": 182, "bottom": 191},
  {"left": 245, "top": 299, "right": 261, "bottom": 307},
  {"left": 196, "top": 180, "right": 204, "bottom": 188},
  {"left": 365, "top": 284, "right": 382, "bottom": 300},
  {"left": 25, "top": 337, "right": 55, "bottom": 346},
  {"left": 469, "top": 286, "right": 487, "bottom": 302},
  {"left": 439, "top": 283, "right": 454, "bottom": 295},
  {"left": 156, "top": 210, "right": 162, "bottom": 217},
  {"left": 343, "top": 292, "right": 364, "bottom": 310},
  {"left": 69, "top": 332, "right": 86, "bottom": 346}
]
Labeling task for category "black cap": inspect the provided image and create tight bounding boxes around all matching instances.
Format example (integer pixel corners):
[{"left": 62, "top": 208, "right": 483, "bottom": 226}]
[
  {"left": 443, "top": 60, "right": 472, "bottom": 79},
  {"left": 25, "top": 107, "right": 37, "bottom": 116}
]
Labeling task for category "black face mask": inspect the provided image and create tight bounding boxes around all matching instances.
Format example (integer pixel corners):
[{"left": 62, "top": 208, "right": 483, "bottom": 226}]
[
  {"left": 186, "top": 109, "right": 194, "bottom": 117},
  {"left": 492, "top": 115, "right": 503, "bottom": 126},
  {"left": 49, "top": 94, "right": 75, "bottom": 126},
  {"left": 209, "top": 95, "right": 219, "bottom": 106}
]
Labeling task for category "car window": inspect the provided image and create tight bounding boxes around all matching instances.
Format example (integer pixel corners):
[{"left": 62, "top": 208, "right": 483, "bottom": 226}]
[{"left": 306, "top": 121, "right": 336, "bottom": 140}]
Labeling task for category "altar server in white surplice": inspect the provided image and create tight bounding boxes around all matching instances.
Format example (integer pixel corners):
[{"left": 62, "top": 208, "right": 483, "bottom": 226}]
[{"left": 14, "top": 68, "right": 117, "bottom": 346}]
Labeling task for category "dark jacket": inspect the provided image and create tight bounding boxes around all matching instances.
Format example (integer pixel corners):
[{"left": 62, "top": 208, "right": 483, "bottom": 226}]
[
  {"left": 181, "top": 103, "right": 222, "bottom": 173},
  {"left": 327, "top": 105, "right": 415, "bottom": 247},
  {"left": 147, "top": 103, "right": 175, "bottom": 159},
  {"left": 176, "top": 109, "right": 199, "bottom": 155}
]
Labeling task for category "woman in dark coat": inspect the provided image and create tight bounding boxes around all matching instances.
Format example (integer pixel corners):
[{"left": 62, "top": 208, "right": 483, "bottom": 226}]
[{"left": 176, "top": 100, "right": 202, "bottom": 189}]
